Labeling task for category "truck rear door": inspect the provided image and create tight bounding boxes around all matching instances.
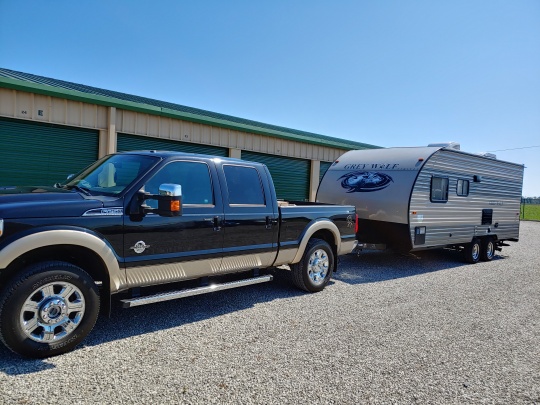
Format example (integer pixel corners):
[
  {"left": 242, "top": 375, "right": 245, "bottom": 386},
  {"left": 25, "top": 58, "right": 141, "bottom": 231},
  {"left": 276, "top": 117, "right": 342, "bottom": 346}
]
[{"left": 217, "top": 162, "right": 279, "bottom": 271}]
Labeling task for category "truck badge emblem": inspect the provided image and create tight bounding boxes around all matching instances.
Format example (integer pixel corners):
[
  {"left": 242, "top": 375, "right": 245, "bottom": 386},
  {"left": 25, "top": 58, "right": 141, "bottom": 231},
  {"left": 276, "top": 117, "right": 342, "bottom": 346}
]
[
  {"left": 339, "top": 171, "right": 393, "bottom": 193},
  {"left": 130, "top": 241, "right": 150, "bottom": 254},
  {"left": 346, "top": 215, "right": 354, "bottom": 228}
]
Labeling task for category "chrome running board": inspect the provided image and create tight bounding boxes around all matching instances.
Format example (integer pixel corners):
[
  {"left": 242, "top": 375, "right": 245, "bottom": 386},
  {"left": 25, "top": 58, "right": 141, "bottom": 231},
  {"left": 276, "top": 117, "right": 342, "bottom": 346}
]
[{"left": 120, "top": 275, "right": 273, "bottom": 308}]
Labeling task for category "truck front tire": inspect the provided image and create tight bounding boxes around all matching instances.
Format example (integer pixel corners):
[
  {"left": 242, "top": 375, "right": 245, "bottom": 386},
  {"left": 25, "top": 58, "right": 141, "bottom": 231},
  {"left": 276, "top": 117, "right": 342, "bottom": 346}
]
[
  {"left": 291, "top": 238, "right": 335, "bottom": 292},
  {"left": 0, "top": 261, "right": 100, "bottom": 358}
]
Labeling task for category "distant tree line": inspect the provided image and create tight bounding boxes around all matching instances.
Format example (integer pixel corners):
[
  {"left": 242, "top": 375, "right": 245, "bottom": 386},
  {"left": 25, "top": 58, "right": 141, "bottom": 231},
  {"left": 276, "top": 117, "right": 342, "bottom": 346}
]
[{"left": 522, "top": 197, "right": 540, "bottom": 204}]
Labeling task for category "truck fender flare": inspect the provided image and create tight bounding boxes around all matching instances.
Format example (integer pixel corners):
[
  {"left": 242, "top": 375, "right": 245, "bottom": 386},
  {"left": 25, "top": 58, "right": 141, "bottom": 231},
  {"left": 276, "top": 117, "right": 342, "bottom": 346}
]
[
  {"left": 0, "top": 230, "right": 125, "bottom": 292},
  {"left": 291, "top": 219, "right": 341, "bottom": 264}
]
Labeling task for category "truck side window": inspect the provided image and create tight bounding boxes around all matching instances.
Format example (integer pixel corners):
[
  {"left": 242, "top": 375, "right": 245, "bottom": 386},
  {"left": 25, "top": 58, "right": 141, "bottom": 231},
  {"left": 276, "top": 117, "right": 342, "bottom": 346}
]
[
  {"left": 430, "top": 176, "right": 449, "bottom": 202},
  {"left": 145, "top": 161, "right": 213, "bottom": 205},
  {"left": 456, "top": 179, "right": 470, "bottom": 196},
  {"left": 223, "top": 165, "right": 265, "bottom": 205}
]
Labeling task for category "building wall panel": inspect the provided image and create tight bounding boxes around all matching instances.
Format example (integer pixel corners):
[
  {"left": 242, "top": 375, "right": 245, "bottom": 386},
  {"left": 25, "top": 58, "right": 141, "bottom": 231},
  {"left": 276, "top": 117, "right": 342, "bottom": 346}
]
[
  {"left": 33, "top": 94, "right": 49, "bottom": 122},
  {"left": 2, "top": 89, "right": 348, "bottom": 163},
  {"left": 0, "top": 88, "right": 14, "bottom": 116},
  {"left": 15, "top": 91, "right": 32, "bottom": 120}
]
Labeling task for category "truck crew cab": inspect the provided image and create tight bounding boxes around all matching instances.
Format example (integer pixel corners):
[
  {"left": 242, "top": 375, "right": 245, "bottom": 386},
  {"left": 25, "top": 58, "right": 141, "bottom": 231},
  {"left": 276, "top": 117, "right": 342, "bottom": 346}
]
[{"left": 0, "top": 151, "right": 357, "bottom": 358}]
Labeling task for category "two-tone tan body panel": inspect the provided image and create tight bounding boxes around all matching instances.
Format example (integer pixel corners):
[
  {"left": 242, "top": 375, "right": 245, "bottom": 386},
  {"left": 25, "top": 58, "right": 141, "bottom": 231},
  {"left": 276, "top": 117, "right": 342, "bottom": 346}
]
[
  {"left": 0, "top": 230, "right": 126, "bottom": 292},
  {"left": 125, "top": 221, "right": 357, "bottom": 289},
  {"left": 124, "top": 252, "right": 279, "bottom": 289}
]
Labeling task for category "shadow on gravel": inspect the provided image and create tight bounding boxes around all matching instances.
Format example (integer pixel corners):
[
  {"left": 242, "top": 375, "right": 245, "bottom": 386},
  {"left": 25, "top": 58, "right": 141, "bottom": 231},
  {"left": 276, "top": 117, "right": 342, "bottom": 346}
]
[
  {"left": 0, "top": 249, "right": 508, "bottom": 375},
  {"left": 335, "top": 248, "right": 507, "bottom": 284},
  {"left": 0, "top": 268, "right": 302, "bottom": 375}
]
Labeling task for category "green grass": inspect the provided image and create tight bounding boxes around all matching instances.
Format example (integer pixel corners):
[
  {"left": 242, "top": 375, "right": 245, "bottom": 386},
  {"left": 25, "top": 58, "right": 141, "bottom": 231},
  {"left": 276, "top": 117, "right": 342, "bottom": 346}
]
[{"left": 521, "top": 204, "right": 540, "bottom": 221}]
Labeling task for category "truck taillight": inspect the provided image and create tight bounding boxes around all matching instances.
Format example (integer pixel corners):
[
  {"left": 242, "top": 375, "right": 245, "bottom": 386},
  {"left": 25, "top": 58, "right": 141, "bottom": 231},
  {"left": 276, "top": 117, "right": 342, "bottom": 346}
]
[{"left": 355, "top": 214, "right": 358, "bottom": 233}]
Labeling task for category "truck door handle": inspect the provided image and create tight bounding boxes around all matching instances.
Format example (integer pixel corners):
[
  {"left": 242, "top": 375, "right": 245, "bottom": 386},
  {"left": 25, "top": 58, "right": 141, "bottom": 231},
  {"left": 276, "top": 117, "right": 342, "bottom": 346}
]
[
  {"left": 265, "top": 216, "right": 277, "bottom": 229},
  {"left": 213, "top": 216, "right": 221, "bottom": 232}
]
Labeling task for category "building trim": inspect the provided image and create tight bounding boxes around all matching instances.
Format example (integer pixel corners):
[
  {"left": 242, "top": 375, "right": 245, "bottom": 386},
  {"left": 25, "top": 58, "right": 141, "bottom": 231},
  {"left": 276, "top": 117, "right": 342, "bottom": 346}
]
[{"left": 0, "top": 75, "right": 378, "bottom": 151}]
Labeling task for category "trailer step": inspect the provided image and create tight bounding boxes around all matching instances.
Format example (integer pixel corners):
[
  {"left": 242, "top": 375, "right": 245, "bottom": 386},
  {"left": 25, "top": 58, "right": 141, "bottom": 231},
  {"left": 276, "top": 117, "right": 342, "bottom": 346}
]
[{"left": 120, "top": 275, "right": 273, "bottom": 308}]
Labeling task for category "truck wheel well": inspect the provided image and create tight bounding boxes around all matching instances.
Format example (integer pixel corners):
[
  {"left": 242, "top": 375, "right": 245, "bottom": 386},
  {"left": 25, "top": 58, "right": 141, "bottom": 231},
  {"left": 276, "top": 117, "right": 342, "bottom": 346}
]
[{"left": 1, "top": 245, "right": 111, "bottom": 310}]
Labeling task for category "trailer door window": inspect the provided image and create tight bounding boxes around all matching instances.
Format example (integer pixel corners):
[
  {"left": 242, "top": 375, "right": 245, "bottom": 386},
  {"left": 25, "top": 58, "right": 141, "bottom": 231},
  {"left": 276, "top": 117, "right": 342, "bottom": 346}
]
[
  {"left": 430, "top": 177, "right": 449, "bottom": 202},
  {"left": 456, "top": 179, "right": 470, "bottom": 196}
]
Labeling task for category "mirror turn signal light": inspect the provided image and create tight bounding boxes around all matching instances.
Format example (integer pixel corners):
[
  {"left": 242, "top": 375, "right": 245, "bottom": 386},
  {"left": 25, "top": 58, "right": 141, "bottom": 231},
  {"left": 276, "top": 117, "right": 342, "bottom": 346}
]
[{"left": 171, "top": 201, "right": 180, "bottom": 212}]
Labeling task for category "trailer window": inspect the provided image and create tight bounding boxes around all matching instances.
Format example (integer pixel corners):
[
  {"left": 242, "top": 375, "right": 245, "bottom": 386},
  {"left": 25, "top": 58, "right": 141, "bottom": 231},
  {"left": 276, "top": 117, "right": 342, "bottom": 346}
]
[
  {"left": 456, "top": 179, "right": 469, "bottom": 196},
  {"left": 430, "top": 177, "right": 449, "bottom": 202}
]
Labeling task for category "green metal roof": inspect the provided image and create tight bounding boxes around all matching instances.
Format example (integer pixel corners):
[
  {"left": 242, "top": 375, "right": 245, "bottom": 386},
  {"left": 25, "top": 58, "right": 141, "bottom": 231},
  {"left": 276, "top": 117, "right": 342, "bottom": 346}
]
[{"left": 0, "top": 67, "right": 379, "bottom": 151}]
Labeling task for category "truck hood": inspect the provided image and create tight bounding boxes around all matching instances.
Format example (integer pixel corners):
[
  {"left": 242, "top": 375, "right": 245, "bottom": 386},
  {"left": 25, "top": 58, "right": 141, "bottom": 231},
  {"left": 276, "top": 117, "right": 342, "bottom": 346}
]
[{"left": 0, "top": 186, "right": 105, "bottom": 219}]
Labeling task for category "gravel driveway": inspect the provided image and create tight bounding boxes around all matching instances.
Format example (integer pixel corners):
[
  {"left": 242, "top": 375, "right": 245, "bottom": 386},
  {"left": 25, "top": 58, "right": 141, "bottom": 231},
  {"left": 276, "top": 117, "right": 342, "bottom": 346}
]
[{"left": 1, "top": 221, "right": 539, "bottom": 404}]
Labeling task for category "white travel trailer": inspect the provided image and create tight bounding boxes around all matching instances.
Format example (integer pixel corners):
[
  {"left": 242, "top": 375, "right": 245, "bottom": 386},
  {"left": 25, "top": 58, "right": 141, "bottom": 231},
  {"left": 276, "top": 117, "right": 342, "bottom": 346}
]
[{"left": 317, "top": 143, "right": 524, "bottom": 263}]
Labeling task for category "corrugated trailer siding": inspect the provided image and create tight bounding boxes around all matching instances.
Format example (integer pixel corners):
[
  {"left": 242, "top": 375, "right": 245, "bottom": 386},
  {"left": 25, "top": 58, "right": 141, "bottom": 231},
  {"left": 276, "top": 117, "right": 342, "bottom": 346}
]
[
  {"left": 409, "top": 150, "right": 523, "bottom": 248},
  {"left": 0, "top": 118, "right": 98, "bottom": 186}
]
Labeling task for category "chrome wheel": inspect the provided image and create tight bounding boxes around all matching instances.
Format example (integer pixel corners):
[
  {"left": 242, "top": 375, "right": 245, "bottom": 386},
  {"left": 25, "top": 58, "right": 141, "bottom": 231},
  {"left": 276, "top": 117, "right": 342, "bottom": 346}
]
[
  {"left": 471, "top": 243, "right": 480, "bottom": 262},
  {"left": 20, "top": 282, "right": 86, "bottom": 343},
  {"left": 307, "top": 249, "right": 330, "bottom": 286},
  {"left": 464, "top": 239, "right": 481, "bottom": 264},
  {"left": 485, "top": 241, "right": 494, "bottom": 259},
  {"left": 481, "top": 239, "right": 495, "bottom": 261}
]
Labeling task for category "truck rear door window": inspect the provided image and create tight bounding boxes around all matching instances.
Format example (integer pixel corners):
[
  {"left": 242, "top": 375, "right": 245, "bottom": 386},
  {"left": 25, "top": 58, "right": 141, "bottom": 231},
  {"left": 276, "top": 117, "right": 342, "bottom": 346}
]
[
  {"left": 430, "top": 176, "right": 449, "bottom": 202},
  {"left": 223, "top": 165, "right": 265, "bottom": 205}
]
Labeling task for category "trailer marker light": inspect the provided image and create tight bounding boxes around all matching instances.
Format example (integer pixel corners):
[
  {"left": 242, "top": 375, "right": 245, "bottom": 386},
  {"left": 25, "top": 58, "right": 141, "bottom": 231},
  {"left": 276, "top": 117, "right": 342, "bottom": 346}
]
[{"left": 412, "top": 211, "right": 417, "bottom": 215}]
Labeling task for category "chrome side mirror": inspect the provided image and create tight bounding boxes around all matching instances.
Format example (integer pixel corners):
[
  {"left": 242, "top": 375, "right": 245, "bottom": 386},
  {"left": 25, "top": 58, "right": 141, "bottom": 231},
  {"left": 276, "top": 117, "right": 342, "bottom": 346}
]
[{"left": 157, "top": 184, "right": 182, "bottom": 216}]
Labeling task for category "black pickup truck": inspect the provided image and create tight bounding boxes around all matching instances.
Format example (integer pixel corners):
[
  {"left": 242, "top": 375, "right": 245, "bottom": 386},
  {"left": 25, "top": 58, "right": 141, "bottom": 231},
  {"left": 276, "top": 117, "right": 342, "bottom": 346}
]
[{"left": 0, "top": 151, "right": 357, "bottom": 358}]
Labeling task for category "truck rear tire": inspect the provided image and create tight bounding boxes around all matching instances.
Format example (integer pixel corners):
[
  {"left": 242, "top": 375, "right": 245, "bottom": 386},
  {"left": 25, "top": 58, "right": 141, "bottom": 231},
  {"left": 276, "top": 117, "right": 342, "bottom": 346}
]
[
  {"left": 0, "top": 261, "right": 100, "bottom": 358},
  {"left": 480, "top": 237, "right": 495, "bottom": 261},
  {"left": 463, "top": 238, "right": 481, "bottom": 264},
  {"left": 291, "top": 238, "right": 335, "bottom": 292}
]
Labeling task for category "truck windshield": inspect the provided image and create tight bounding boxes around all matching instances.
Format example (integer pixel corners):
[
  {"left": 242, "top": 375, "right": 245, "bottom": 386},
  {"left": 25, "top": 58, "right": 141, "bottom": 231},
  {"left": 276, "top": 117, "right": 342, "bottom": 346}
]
[{"left": 63, "top": 154, "right": 159, "bottom": 196}]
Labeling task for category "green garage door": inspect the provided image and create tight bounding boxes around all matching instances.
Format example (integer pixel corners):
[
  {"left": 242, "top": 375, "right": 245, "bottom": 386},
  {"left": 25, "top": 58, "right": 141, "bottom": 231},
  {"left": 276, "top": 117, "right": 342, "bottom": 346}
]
[
  {"left": 241, "top": 151, "right": 310, "bottom": 201},
  {"left": 319, "top": 161, "right": 333, "bottom": 183},
  {"left": 117, "top": 134, "right": 228, "bottom": 157},
  {"left": 0, "top": 119, "right": 99, "bottom": 187}
]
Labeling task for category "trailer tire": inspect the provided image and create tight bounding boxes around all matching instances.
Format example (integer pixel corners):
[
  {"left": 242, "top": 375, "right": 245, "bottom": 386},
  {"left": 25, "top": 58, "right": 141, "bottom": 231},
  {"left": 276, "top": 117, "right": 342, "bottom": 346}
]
[
  {"left": 480, "top": 238, "right": 496, "bottom": 261},
  {"left": 291, "top": 238, "right": 334, "bottom": 292},
  {"left": 463, "top": 238, "right": 481, "bottom": 264},
  {"left": 0, "top": 261, "right": 100, "bottom": 358}
]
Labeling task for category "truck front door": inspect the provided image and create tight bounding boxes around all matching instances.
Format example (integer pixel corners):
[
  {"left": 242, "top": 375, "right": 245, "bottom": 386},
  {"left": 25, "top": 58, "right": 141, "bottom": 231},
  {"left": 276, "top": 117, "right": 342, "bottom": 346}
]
[{"left": 123, "top": 159, "right": 224, "bottom": 287}]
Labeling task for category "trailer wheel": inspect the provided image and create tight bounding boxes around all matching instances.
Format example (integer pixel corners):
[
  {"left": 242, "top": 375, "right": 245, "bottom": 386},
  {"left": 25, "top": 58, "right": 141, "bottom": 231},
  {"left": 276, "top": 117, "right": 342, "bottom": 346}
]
[
  {"left": 480, "top": 238, "right": 496, "bottom": 261},
  {"left": 291, "top": 238, "right": 335, "bottom": 292},
  {"left": 0, "top": 261, "right": 100, "bottom": 358},
  {"left": 463, "top": 238, "right": 481, "bottom": 264}
]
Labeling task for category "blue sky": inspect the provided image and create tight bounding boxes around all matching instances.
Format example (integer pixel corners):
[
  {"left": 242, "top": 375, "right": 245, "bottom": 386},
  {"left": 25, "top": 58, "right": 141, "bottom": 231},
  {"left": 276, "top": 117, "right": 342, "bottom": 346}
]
[{"left": 1, "top": 1, "right": 539, "bottom": 195}]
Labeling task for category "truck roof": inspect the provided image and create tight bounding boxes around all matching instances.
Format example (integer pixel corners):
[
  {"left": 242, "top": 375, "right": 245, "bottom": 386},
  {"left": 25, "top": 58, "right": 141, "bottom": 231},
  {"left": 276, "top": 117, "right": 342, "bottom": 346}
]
[{"left": 119, "top": 150, "right": 254, "bottom": 165}]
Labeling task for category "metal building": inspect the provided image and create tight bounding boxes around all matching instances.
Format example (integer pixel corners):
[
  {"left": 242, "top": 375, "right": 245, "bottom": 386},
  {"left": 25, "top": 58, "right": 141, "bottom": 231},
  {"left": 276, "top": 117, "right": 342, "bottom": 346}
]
[{"left": 0, "top": 68, "right": 378, "bottom": 201}]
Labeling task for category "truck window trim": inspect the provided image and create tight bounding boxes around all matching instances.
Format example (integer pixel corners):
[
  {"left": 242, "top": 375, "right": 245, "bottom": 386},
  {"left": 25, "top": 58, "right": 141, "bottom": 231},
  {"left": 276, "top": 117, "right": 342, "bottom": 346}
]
[
  {"left": 144, "top": 160, "right": 215, "bottom": 206},
  {"left": 222, "top": 164, "right": 267, "bottom": 207}
]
